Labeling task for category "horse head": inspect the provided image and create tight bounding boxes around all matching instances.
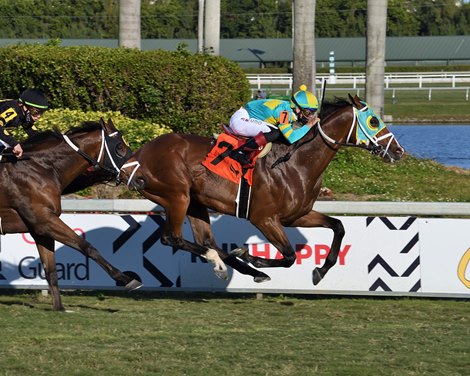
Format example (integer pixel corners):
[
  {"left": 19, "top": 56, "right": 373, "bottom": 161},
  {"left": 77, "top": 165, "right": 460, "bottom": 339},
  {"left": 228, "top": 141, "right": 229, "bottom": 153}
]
[
  {"left": 347, "top": 94, "right": 404, "bottom": 163},
  {"left": 98, "top": 118, "right": 134, "bottom": 176},
  {"left": 73, "top": 119, "right": 146, "bottom": 191},
  {"left": 61, "top": 118, "right": 134, "bottom": 186}
]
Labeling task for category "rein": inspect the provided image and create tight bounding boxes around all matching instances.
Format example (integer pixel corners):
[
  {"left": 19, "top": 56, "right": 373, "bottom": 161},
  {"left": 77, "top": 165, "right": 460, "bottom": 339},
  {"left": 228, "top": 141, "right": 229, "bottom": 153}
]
[
  {"left": 271, "top": 103, "right": 398, "bottom": 168},
  {"left": 62, "top": 129, "right": 123, "bottom": 177},
  {"left": 271, "top": 127, "right": 317, "bottom": 168},
  {"left": 316, "top": 106, "right": 396, "bottom": 159}
]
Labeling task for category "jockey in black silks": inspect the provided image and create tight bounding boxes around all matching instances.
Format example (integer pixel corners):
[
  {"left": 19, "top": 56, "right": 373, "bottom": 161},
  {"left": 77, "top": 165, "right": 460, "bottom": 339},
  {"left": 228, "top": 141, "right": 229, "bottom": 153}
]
[{"left": 0, "top": 88, "right": 49, "bottom": 159}]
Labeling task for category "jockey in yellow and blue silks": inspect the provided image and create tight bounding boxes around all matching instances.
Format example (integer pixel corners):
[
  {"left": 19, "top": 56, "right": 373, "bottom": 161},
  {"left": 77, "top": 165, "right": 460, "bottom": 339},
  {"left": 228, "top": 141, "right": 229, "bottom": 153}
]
[{"left": 228, "top": 85, "right": 319, "bottom": 167}]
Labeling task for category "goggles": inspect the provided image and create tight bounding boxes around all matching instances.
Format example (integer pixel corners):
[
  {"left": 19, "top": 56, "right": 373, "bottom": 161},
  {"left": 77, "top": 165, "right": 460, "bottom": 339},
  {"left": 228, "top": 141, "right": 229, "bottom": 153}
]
[
  {"left": 27, "top": 106, "right": 45, "bottom": 116},
  {"left": 300, "top": 108, "right": 317, "bottom": 117}
]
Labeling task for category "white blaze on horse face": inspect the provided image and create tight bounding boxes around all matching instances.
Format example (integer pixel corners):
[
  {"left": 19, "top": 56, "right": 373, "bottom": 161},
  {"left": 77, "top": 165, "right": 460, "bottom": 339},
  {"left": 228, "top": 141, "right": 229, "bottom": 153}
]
[{"left": 203, "top": 248, "right": 228, "bottom": 280}]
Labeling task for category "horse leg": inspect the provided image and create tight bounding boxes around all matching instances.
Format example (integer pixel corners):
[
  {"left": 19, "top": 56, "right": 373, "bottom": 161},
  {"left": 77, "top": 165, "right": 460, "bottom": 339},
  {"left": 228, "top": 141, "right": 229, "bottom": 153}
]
[
  {"left": 186, "top": 202, "right": 271, "bottom": 283},
  {"left": 28, "top": 213, "right": 142, "bottom": 290},
  {"left": 232, "top": 216, "right": 297, "bottom": 268},
  {"left": 32, "top": 234, "right": 64, "bottom": 311},
  {"left": 146, "top": 192, "right": 228, "bottom": 280},
  {"left": 289, "top": 210, "right": 345, "bottom": 285}
]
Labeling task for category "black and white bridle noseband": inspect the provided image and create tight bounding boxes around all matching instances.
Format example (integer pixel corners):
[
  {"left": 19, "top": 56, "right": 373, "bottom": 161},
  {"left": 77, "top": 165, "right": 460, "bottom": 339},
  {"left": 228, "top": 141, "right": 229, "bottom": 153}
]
[{"left": 62, "top": 129, "right": 130, "bottom": 178}]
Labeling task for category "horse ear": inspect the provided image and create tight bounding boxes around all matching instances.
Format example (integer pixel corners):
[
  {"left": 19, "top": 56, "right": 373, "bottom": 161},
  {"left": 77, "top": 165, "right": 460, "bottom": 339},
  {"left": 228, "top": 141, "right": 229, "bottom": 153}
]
[
  {"left": 106, "top": 118, "right": 117, "bottom": 132},
  {"left": 100, "top": 117, "right": 117, "bottom": 133},
  {"left": 348, "top": 94, "right": 361, "bottom": 107}
]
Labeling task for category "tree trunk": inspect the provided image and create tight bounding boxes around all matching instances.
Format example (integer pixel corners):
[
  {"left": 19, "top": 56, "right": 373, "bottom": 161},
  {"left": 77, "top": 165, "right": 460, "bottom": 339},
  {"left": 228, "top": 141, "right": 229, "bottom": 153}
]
[
  {"left": 119, "top": 0, "right": 141, "bottom": 49},
  {"left": 366, "top": 0, "right": 388, "bottom": 117},
  {"left": 198, "top": 0, "right": 205, "bottom": 53},
  {"left": 292, "top": 0, "right": 316, "bottom": 93},
  {"left": 204, "top": 0, "right": 220, "bottom": 55}
]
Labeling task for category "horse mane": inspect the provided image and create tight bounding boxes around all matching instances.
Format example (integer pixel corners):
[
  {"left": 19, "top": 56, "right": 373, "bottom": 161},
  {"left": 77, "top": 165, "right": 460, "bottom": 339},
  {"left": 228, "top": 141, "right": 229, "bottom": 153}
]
[
  {"left": 22, "top": 121, "right": 102, "bottom": 151},
  {"left": 319, "top": 97, "right": 351, "bottom": 121}
]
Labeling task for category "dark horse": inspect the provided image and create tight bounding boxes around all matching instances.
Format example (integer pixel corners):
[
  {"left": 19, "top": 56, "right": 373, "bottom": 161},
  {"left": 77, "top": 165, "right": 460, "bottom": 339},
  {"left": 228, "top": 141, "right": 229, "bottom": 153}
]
[
  {"left": 0, "top": 118, "right": 142, "bottom": 311},
  {"left": 121, "top": 95, "right": 405, "bottom": 285}
]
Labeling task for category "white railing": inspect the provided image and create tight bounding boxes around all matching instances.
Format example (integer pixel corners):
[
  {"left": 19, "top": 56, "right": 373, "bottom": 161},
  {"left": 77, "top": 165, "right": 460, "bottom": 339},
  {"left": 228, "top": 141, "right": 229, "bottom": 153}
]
[
  {"left": 60, "top": 199, "right": 470, "bottom": 216},
  {"left": 247, "top": 72, "right": 470, "bottom": 90}
]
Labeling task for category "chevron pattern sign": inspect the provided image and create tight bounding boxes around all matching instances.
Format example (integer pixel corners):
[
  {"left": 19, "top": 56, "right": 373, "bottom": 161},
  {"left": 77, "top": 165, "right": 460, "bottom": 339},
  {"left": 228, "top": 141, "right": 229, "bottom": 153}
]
[{"left": 366, "top": 217, "right": 421, "bottom": 293}]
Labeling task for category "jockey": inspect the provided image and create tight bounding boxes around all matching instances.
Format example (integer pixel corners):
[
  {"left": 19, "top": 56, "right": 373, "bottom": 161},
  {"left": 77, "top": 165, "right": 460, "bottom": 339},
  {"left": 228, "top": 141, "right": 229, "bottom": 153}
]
[
  {"left": 228, "top": 85, "right": 319, "bottom": 167},
  {"left": 0, "top": 88, "right": 49, "bottom": 158}
]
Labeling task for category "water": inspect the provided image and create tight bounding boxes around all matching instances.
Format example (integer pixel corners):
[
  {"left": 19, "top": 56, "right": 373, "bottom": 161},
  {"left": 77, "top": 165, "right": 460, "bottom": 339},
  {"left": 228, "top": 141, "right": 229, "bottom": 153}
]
[{"left": 388, "top": 124, "right": 470, "bottom": 170}]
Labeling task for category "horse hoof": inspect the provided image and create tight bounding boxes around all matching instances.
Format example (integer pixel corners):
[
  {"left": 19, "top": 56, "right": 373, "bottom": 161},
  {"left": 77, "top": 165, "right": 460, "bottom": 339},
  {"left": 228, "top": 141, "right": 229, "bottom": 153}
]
[
  {"left": 204, "top": 248, "right": 228, "bottom": 280},
  {"left": 230, "top": 247, "right": 248, "bottom": 258},
  {"left": 254, "top": 273, "right": 271, "bottom": 283},
  {"left": 312, "top": 268, "right": 323, "bottom": 285},
  {"left": 125, "top": 279, "right": 143, "bottom": 290},
  {"left": 214, "top": 267, "right": 228, "bottom": 280}
]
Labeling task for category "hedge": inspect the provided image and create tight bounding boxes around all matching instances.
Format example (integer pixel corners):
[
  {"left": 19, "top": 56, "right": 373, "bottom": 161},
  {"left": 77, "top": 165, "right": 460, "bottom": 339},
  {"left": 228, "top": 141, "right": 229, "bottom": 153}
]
[
  {"left": 0, "top": 43, "right": 251, "bottom": 137},
  {"left": 9, "top": 108, "right": 172, "bottom": 151}
]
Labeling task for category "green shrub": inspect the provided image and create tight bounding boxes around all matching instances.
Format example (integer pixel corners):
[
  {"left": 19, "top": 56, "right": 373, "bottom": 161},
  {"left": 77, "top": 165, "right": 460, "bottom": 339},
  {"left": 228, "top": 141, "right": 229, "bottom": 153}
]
[
  {"left": 0, "top": 44, "right": 251, "bottom": 137},
  {"left": 13, "top": 108, "right": 173, "bottom": 151}
]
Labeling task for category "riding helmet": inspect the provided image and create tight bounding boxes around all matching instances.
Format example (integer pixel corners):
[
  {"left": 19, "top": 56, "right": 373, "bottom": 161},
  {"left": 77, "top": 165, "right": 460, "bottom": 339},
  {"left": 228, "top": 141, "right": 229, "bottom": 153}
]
[
  {"left": 290, "top": 85, "right": 318, "bottom": 111},
  {"left": 19, "top": 88, "right": 49, "bottom": 110}
]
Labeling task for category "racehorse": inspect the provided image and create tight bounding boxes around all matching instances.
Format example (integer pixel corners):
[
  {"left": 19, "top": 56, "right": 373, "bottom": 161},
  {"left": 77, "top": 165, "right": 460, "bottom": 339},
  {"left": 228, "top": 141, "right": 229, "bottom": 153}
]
[
  {"left": 0, "top": 118, "right": 142, "bottom": 311},
  {"left": 121, "top": 95, "right": 405, "bottom": 285}
]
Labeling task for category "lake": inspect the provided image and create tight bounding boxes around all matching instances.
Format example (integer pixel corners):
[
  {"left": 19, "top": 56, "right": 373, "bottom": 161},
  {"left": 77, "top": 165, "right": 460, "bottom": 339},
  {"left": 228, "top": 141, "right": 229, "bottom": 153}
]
[{"left": 388, "top": 124, "right": 470, "bottom": 170}]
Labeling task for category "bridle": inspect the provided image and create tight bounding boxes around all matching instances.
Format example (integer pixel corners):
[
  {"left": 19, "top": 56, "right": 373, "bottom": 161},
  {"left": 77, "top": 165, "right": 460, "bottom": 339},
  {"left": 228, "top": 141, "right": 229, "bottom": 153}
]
[
  {"left": 120, "top": 159, "right": 141, "bottom": 187},
  {"left": 62, "top": 128, "right": 131, "bottom": 183},
  {"left": 316, "top": 105, "right": 400, "bottom": 162}
]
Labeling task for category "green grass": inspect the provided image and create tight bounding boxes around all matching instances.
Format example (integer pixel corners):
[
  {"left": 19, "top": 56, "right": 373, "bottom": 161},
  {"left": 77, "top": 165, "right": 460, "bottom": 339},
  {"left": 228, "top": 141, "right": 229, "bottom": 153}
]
[
  {"left": 324, "top": 148, "right": 470, "bottom": 202},
  {"left": 0, "top": 291, "right": 468, "bottom": 376},
  {"left": 337, "top": 87, "right": 470, "bottom": 123},
  {"left": 384, "top": 89, "right": 470, "bottom": 123}
]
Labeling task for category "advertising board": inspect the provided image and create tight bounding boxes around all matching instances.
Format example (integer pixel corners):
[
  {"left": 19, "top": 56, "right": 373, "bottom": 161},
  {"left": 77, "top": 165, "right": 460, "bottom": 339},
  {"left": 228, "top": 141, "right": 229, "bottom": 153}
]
[{"left": 0, "top": 214, "right": 468, "bottom": 298}]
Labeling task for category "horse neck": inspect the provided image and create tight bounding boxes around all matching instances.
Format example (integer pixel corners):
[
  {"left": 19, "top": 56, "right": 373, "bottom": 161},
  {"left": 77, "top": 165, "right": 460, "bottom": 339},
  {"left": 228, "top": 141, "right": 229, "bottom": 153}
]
[
  {"left": 299, "top": 105, "right": 354, "bottom": 175},
  {"left": 50, "top": 130, "right": 103, "bottom": 189},
  {"left": 320, "top": 105, "right": 355, "bottom": 145}
]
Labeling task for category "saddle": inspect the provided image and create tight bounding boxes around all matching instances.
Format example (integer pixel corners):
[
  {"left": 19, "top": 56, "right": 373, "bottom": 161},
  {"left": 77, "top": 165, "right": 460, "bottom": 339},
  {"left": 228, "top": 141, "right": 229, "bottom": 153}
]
[
  {"left": 202, "top": 127, "right": 272, "bottom": 185},
  {"left": 220, "top": 124, "right": 272, "bottom": 161},
  {"left": 202, "top": 128, "right": 273, "bottom": 218}
]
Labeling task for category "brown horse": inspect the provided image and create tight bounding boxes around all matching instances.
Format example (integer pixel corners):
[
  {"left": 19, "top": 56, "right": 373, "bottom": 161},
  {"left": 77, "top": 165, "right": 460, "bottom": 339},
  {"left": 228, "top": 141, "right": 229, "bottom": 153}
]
[
  {"left": 0, "top": 118, "right": 142, "bottom": 311},
  {"left": 121, "top": 95, "right": 404, "bottom": 285}
]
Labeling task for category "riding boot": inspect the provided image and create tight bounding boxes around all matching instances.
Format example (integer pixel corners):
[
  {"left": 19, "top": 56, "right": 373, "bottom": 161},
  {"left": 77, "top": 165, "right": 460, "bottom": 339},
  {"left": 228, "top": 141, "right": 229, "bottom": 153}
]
[{"left": 229, "top": 132, "right": 268, "bottom": 167}]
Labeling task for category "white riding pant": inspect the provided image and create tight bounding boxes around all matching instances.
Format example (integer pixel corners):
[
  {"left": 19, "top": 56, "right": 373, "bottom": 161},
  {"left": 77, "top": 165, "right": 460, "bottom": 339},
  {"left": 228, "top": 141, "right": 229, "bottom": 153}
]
[{"left": 229, "top": 107, "right": 277, "bottom": 137}]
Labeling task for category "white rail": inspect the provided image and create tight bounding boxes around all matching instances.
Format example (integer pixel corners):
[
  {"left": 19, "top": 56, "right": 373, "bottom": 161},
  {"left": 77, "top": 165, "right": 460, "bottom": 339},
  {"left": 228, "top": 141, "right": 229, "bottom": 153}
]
[
  {"left": 247, "top": 72, "right": 470, "bottom": 90},
  {"left": 61, "top": 199, "right": 470, "bottom": 216}
]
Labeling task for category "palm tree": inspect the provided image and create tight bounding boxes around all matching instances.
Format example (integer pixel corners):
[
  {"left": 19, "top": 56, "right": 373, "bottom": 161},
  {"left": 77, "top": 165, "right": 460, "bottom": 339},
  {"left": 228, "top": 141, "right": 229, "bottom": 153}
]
[
  {"left": 292, "top": 0, "right": 317, "bottom": 92},
  {"left": 119, "top": 0, "right": 141, "bottom": 49},
  {"left": 366, "top": 0, "right": 388, "bottom": 117}
]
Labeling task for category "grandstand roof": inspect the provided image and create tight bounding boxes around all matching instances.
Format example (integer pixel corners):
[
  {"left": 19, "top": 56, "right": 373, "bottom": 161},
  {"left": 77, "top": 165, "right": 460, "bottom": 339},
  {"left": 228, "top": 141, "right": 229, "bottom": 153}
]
[
  {"left": 1, "top": 36, "right": 469, "bottom": 66},
  {"left": 218, "top": 36, "right": 470, "bottom": 66}
]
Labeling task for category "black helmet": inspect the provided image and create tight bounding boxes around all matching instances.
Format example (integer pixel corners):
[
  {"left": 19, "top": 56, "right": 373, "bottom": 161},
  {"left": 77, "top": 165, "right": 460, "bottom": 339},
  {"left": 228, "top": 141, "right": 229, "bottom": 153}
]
[{"left": 19, "top": 88, "right": 49, "bottom": 110}]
